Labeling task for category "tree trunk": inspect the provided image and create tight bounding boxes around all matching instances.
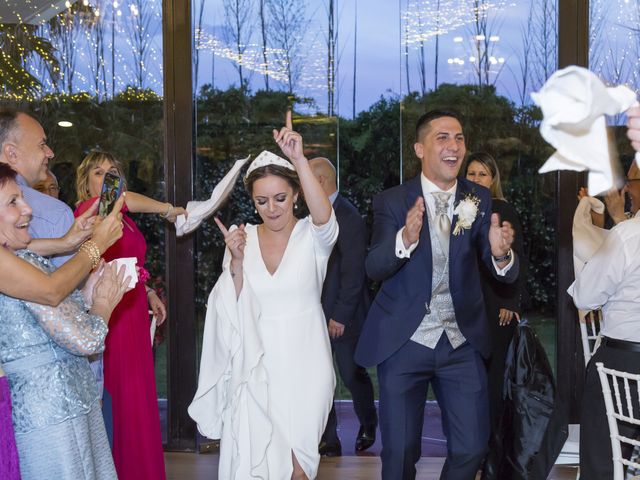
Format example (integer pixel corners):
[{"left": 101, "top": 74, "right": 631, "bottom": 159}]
[
  {"left": 259, "top": 0, "right": 270, "bottom": 90},
  {"left": 352, "top": 0, "right": 357, "bottom": 118}
]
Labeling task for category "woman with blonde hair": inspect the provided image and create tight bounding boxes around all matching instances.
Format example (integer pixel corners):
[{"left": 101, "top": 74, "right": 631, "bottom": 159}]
[{"left": 75, "top": 150, "right": 184, "bottom": 480}]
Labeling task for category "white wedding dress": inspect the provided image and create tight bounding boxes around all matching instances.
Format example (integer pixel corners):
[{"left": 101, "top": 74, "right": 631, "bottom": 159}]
[{"left": 189, "top": 211, "right": 338, "bottom": 480}]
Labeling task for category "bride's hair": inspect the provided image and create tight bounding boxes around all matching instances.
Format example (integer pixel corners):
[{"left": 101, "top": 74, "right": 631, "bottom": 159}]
[{"left": 244, "top": 164, "right": 301, "bottom": 196}]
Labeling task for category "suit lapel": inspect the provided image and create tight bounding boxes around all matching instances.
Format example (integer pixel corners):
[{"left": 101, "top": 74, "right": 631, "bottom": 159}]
[
  {"left": 449, "top": 180, "right": 468, "bottom": 262},
  {"left": 333, "top": 193, "right": 343, "bottom": 216}
]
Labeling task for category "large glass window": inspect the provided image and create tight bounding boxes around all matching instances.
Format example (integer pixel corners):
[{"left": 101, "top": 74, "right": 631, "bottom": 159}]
[
  {"left": 0, "top": 0, "right": 167, "bottom": 441},
  {"left": 190, "top": 0, "right": 559, "bottom": 455},
  {"left": 589, "top": 0, "right": 638, "bottom": 157}
]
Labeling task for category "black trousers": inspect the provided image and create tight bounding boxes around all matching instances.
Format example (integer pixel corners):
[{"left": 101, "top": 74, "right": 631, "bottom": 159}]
[
  {"left": 580, "top": 343, "right": 640, "bottom": 479},
  {"left": 322, "top": 334, "right": 377, "bottom": 445}
]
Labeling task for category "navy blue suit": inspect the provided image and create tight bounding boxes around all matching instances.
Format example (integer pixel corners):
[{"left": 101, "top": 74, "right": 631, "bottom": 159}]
[
  {"left": 355, "top": 176, "right": 518, "bottom": 479},
  {"left": 320, "top": 194, "right": 377, "bottom": 445}
]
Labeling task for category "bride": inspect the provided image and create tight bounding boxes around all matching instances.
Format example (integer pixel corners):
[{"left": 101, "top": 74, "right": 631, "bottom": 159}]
[{"left": 189, "top": 112, "right": 338, "bottom": 480}]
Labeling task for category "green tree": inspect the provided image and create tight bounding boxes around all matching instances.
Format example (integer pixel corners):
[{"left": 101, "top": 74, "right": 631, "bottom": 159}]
[{"left": 0, "top": 23, "right": 60, "bottom": 99}]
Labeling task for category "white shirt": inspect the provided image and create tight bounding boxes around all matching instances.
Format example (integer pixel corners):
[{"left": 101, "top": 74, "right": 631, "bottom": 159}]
[
  {"left": 570, "top": 212, "right": 640, "bottom": 342},
  {"left": 395, "top": 174, "right": 513, "bottom": 274}
]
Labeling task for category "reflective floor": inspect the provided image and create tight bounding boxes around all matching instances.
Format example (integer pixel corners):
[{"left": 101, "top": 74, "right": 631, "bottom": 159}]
[
  {"left": 164, "top": 452, "right": 579, "bottom": 480},
  {"left": 164, "top": 400, "right": 579, "bottom": 479}
]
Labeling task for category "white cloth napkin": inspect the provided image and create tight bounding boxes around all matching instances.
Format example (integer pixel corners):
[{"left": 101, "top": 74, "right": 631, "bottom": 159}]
[
  {"left": 571, "top": 196, "right": 609, "bottom": 278},
  {"left": 175, "top": 156, "right": 251, "bottom": 236},
  {"left": 531, "top": 66, "right": 637, "bottom": 196},
  {"left": 567, "top": 195, "right": 609, "bottom": 332}
]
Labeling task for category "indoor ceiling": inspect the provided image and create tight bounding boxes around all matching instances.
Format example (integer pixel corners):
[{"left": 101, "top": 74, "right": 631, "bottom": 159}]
[{"left": 0, "top": 0, "right": 75, "bottom": 25}]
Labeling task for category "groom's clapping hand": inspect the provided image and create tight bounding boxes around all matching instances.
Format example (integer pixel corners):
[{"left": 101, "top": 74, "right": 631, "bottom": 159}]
[
  {"left": 489, "top": 212, "right": 514, "bottom": 259},
  {"left": 402, "top": 197, "right": 425, "bottom": 248}
]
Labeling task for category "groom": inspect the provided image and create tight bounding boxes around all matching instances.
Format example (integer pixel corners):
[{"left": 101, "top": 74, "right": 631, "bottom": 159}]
[{"left": 355, "top": 109, "right": 518, "bottom": 479}]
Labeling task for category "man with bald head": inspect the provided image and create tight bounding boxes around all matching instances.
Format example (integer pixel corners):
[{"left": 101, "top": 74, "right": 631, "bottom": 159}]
[
  {"left": 594, "top": 161, "right": 640, "bottom": 226},
  {"left": 33, "top": 169, "right": 60, "bottom": 199},
  {"left": 309, "top": 157, "right": 378, "bottom": 456},
  {"left": 0, "top": 108, "right": 75, "bottom": 266}
]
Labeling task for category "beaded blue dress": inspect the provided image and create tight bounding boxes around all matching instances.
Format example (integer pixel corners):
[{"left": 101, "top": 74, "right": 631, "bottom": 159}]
[{"left": 0, "top": 251, "right": 116, "bottom": 480}]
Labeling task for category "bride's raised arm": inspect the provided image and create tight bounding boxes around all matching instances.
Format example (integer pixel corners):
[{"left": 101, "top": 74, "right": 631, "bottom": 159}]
[{"left": 272, "top": 110, "right": 332, "bottom": 226}]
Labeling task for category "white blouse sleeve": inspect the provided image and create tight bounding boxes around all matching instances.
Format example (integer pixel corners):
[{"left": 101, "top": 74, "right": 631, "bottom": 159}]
[{"left": 308, "top": 208, "right": 339, "bottom": 258}]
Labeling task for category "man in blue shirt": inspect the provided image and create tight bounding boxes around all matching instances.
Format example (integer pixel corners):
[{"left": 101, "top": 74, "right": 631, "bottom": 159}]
[{"left": 0, "top": 109, "right": 75, "bottom": 267}]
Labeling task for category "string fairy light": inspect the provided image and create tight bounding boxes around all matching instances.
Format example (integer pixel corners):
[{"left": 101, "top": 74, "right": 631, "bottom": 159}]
[
  {"left": 0, "top": 0, "right": 163, "bottom": 101},
  {"left": 1, "top": 0, "right": 639, "bottom": 104}
]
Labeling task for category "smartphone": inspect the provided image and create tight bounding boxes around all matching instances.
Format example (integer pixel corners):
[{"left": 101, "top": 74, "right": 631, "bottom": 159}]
[{"left": 98, "top": 172, "right": 124, "bottom": 217}]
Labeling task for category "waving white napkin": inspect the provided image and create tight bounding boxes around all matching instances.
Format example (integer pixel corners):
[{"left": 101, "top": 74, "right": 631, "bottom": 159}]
[
  {"left": 176, "top": 156, "right": 251, "bottom": 236},
  {"left": 531, "top": 66, "right": 637, "bottom": 196}
]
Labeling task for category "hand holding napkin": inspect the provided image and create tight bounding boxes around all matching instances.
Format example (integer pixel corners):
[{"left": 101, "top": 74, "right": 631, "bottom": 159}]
[
  {"left": 531, "top": 66, "right": 637, "bottom": 196},
  {"left": 176, "top": 156, "right": 251, "bottom": 236}
]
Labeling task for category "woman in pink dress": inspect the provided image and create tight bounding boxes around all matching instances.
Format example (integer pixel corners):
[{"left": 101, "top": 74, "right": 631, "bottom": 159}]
[{"left": 75, "top": 150, "right": 184, "bottom": 480}]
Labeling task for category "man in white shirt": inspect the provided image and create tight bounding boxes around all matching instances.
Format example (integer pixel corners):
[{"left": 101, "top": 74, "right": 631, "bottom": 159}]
[{"left": 570, "top": 105, "right": 640, "bottom": 479}]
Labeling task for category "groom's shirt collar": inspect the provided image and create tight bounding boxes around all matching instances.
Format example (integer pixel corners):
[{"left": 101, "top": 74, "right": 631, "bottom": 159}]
[{"left": 420, "top": 173, "right": 457, "bottom": 219}]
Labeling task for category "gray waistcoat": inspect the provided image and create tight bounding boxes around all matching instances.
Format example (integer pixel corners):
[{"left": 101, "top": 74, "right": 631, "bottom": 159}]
[{"left": 410, "top": 207, "right": 466, "bottom": 349}]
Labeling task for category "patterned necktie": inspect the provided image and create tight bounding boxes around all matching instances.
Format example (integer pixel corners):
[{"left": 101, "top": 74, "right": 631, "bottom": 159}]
[{"left": 432, "top": 192, "right": 452, "bottom": 252}]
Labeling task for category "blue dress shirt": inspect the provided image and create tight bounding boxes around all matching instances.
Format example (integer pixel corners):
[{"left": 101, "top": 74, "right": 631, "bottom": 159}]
[{"left": 17, "top": 175, "right": 75, "bottom": 267}]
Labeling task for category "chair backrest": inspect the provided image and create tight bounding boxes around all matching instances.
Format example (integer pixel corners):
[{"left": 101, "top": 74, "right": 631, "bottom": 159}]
[
  {"left": 595, "top": 362, "right": 640, "bottom": 479},
  {"left": 579, "top": 309, "right": 602, "bottom": 364}
]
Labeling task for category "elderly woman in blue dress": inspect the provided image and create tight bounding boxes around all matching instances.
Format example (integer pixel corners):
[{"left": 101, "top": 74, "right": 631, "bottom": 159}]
[{"left": 0, "top": 163, "right": 129, "bottom": 479}]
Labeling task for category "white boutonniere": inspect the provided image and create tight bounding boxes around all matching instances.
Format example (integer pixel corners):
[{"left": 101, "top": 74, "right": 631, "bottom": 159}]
[{"left": 452, "top": 194, "right": 480, "bottom": 235}]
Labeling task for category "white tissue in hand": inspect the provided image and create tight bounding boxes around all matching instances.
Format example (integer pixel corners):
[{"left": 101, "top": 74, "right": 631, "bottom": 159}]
[
  {"left": 108, "top": 257, "right": 138, "bottom": 289},
  {"left": 175, "top": 156, "right": 251, "bottom": 236},
  {"left": 531, "top": 66, "right": 637, "bottom": 196}
]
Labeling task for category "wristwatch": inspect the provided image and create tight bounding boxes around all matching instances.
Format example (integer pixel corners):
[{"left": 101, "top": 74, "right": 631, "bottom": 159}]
[{"left": 492, "top": 249, "right": 512, "bottom": 263}]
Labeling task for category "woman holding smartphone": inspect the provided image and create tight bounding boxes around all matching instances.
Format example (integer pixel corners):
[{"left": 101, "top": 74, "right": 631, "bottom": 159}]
[{"left": 75, "top": 150, "right": 184, "bottom": 480}]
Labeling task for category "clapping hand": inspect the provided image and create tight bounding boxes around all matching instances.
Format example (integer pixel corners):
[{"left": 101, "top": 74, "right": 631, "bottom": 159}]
[
  {"left": 273, "top": 110, "right": 305, "bottom": 167},
  {"left": 402, "top": 197, "right": 425, "bottom": 248},
  {"left": 89, "top": 262, "right": 131, "bottom": 322},
  {"left": 214, "top": 217, "right": 246, "bottom": 262},
  {"left": 489, "top": 213, "right": 514, "bottom": 261}
]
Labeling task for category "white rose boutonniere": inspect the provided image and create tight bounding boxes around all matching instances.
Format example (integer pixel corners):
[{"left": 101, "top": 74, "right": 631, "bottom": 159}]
[{"left": 452, "top": 194, "right": 480, "bottom": 235}]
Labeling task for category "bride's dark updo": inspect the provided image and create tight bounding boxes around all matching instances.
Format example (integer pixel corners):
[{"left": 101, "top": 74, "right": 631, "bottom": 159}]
[{"left": 244, "top": 164, "right": 301, "bottom": 196}]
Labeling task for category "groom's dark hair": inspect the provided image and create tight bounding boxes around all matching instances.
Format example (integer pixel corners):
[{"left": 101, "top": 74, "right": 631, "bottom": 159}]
[{"left": 415, "top": 109, "right": 464, "bottom": 142}]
